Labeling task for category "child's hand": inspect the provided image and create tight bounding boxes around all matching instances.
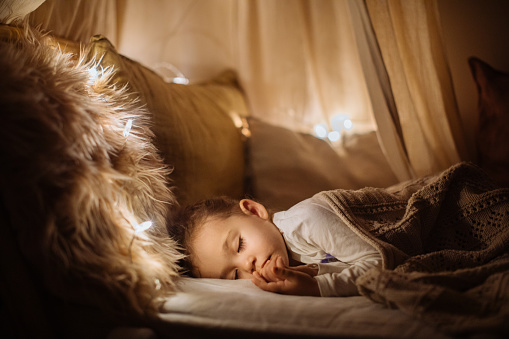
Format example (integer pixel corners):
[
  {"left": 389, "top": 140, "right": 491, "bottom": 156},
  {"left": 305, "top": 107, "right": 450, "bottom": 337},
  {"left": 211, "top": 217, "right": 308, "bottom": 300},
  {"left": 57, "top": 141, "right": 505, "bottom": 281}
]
[
  {"left": 290, "top": 264, "right": 319, "bottom": 277},
  {"left": 252, "top": 256, "right": 320, "bottom": 296}
]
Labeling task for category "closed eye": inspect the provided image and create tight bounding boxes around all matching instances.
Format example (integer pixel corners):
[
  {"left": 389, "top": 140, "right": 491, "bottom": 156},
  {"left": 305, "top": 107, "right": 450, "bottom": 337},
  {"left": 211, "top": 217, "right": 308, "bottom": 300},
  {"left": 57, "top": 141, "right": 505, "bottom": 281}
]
[{"left": 238, "top": 236, "right": 245, "bottom": 252}]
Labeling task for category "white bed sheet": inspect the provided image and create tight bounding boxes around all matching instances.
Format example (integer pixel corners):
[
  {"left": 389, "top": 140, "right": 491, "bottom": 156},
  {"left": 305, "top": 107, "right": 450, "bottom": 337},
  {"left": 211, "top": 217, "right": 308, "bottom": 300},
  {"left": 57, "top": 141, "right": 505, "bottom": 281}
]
[{"left": 159, "top": 278, "right": 450, "bottom": 338}]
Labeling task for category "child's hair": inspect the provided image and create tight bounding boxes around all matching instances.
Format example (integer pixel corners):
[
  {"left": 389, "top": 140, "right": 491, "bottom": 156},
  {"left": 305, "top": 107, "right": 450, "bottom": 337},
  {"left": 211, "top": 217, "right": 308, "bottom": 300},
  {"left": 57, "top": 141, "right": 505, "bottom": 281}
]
[{"left": 168, "top": 196, "right": 244, "bottom": 277}]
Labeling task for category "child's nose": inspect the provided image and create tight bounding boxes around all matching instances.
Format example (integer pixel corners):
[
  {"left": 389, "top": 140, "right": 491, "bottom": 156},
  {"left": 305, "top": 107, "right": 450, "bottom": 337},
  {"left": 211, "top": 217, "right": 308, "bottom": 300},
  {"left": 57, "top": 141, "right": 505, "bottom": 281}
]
[{"left": 242, "top": 255, "right": 256, "bottom": 274}]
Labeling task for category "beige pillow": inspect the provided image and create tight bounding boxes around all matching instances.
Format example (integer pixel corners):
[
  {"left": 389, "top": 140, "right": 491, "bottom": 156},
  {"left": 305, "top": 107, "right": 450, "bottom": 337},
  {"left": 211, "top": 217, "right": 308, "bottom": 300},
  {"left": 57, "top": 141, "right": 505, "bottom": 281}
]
[
  {"left": 247, "top": 118, "right": 398, "bottom": 211},
  {"left": 87, "top": 35, "right": 249, "bottom": 205}
]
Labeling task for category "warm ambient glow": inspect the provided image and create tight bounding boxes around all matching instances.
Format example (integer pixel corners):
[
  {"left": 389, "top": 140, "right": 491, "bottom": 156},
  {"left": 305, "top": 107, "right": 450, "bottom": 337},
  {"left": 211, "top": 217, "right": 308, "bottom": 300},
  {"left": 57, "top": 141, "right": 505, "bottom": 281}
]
[
  {"left": 88, "top": 66, "right": 99, "bottom": 80},
  {"left": 135, "top": 220, "right": 153, "bottom": 234},
  {"left": 153, "top": 62, "right": 189, "bottom": 85},
  {"left": 123, "top": 119, "right": 133, "bottom": 138},
  {"left": 87, "top": 55, "right": 108, "bottom": 81},
  {"left": 314, "top": 114, "right": 354, "bottom": 140},
  {"left": 314, "top": 124, "right": 328, "bottom": 138},
  {"left": 172, "top": 76, "right": 189, "bottom": 85},
  {"left": 229, "top": 111, "right": 251, "bottom": 138},
  {"left": 328, "top": 130, "right": 340, "bottom": 142},
  {"left": 128, "top": 220, "right": 154, "bottom": 262}
]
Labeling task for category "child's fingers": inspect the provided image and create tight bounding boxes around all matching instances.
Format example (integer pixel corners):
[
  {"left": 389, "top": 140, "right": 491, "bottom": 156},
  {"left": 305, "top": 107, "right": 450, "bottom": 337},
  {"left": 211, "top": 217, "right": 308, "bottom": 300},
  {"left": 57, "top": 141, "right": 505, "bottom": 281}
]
[
  {"left": 269, "top": 256, "right": 294, "bottom": 280},
  {"left": 272, "top": 265, "right": 292, "bottom": 281},
  {"left": 253, "top": 265, "right": 321, "bottom": 296},
  {"left": 259, "top": 259, "right": 281, "bottom": 282},
  {"left": 260, "top": 264, "right": 292, "bottom": 286},
  {"left": 252, "top": 271, "right": 280, "bottom": 292},
  {"left": 252, "top": 268, "right": 299, "bottom": 294},
  {"left": 252, "top": 271, "right": 267, "bottom": 284},
  {"left": 275, "top": 255, "right": 286, "bottom": 269},
  {"left": 257, "top": 261, "right": 271, "bottom": 281},
  {"left": 252, "top": 274, "right": 286, "bottom": 293},
  {"left": 269, "top": 262, "right": 288, "bottom": 282}
]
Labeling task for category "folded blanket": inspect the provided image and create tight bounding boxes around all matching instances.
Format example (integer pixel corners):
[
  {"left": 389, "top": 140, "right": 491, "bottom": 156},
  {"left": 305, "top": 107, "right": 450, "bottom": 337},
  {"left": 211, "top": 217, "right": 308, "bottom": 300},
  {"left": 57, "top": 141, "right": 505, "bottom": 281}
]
[{"left": 318, "top": 162, "right": 509, "bottom": 336}]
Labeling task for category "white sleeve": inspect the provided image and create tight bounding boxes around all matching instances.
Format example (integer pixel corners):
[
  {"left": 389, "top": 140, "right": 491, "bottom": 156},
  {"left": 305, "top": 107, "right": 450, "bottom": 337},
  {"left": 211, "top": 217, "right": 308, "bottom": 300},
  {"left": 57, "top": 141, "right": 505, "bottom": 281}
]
[
  {"left": 274, "top": 196, "right": 382, "bottom": 297},
  {"left": 313, "top": 257, "right": 381, "bottom": 297}
]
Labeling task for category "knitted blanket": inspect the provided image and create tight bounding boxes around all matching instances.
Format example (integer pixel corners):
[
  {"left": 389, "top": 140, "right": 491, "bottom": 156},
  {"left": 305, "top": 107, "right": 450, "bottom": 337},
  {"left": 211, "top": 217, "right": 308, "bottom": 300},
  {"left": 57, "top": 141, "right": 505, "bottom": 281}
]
[{"left": 318, "top": 162, "right": 509, "bottom": 336}]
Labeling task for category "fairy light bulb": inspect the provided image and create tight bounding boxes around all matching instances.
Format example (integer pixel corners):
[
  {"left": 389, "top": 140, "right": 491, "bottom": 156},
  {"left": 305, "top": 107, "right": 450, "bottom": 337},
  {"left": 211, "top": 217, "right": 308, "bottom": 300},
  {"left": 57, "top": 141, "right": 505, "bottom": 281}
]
[
  {"left": 314, "top": 124, "right": 328, "bottom": 138},
  {"left": 172, "top": 76, "right": 189, "bottom": 85},
  {"left": 328, "top": 130, "right": 341, "bottom": 142},
  {"left": 88, "top": 66, "right": 98, "bottom": 80},
  {"left": 123, "top": 119, "right": 133, "bottom": 138},
  {"left": 128, "top": 220, "right": 154, "bottom": 263},
  {"left": 135, "top": 220, "right": 153, "bottom": 234}
]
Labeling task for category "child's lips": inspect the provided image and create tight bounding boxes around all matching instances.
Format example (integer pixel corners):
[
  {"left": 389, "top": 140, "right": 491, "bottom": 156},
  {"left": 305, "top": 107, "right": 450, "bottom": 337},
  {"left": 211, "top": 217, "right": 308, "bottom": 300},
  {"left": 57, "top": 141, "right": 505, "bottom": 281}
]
[{"left": 261, "top": 257, "right": 271, "bottom": 269}]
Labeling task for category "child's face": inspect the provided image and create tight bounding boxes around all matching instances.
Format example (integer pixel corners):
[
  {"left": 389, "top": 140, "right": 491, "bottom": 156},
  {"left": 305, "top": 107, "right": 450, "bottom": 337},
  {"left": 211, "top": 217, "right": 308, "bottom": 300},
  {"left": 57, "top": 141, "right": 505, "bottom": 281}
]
[{"left": 190, "top": 199, "right": 289, "bottom": 280}]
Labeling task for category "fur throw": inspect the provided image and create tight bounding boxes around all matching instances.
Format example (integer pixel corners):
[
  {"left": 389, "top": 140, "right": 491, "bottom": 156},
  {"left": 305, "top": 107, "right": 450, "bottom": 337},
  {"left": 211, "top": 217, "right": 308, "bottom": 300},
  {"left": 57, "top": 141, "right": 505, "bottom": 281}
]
[{"left": 0, "top": 27, "right": 182, "bottom": 315}]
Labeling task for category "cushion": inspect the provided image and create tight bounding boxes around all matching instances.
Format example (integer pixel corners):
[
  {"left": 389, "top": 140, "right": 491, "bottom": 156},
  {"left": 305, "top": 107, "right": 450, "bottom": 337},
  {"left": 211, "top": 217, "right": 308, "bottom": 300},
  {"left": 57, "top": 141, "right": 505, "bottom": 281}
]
[
  {"left": 247, "top": 118, "right": 398, "bottom": 211},
  {"left": 86, "top": 35, "right": 249, "bottom": 206},
  {"left": 469, "top": 57, "right": 509, "bottom": 187}
]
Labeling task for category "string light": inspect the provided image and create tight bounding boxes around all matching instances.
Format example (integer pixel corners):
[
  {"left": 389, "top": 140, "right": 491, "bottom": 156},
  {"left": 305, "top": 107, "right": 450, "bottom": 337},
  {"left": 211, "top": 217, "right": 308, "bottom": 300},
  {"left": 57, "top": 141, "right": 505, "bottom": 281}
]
[
  {"left": 328, "top": 130, "right": 340, "bottom": 142},
  {"left": 314, "top": 124, "right": 328, "bottom": 138},
  {"left": 88, "top": 66, "right": 98, "bottom": 80},
  {"left": 119, "top": 119, "right": 134, "bottom": 156},
  {"left": 135, "top": 220, "right": 153, "bottom": 234},
  {"left": 153, "top": 62, "right": 189, "bottom": 85},
  {"left": 87, "top": 55, "right": 107, "bottom": 81},
  {"left": 229, "top": 111, "right": 251, "bottom": 138},
  {"left": 172, "top": 76, "right": 189, "bottom": 85},
  {"left": 89, "top": 58, "right": 153, "bottom": 264},
  {"left": 128, "top": 220, "right": 154, "bottom": 262},
  {"left": 314, "top": 114, "right": 354, "bottom": 141},
  {"left": 123, "top": 119, "right": 134, "bottom": 138}
]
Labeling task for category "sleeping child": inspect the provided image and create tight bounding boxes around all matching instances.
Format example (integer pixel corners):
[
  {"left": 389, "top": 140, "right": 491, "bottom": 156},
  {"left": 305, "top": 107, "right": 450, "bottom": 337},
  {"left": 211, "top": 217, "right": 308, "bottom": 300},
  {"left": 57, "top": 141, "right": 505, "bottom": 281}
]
[
  {"left": 168, "top": 162, "right": 509, "bottom": 299},
  {"left": 169, "top": 162, "right": 509, "bottom": 331},
  {"left": 169, "top": 194, "right": 382, "bottom": 297}
]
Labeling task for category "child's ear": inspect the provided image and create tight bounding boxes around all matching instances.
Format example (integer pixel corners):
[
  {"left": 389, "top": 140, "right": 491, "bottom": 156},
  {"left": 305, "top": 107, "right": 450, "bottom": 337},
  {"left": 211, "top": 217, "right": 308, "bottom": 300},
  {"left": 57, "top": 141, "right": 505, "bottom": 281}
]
[{"left": 239, "top": 199, "right": 269, "bottom": 220}]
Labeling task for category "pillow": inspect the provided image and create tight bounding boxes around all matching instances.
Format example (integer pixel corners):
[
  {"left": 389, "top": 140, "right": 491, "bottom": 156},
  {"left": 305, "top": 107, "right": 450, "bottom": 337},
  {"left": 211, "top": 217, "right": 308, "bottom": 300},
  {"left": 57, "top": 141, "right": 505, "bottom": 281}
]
[
  {"left": 247, "top": 118, "right": 398, "bottom": 211},
  {"left": 86, "top": 35, "right": 249, "bottom": 206},
  {"left": 469, "top": 57, "right": 509, "bottom": 187}
]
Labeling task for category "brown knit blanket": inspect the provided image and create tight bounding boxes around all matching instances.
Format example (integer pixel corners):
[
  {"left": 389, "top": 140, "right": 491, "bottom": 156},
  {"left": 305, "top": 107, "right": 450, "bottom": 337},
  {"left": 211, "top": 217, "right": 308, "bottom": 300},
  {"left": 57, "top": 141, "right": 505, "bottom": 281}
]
[{"left": 318, "top": 162, "right": 509, "bottom": 336}]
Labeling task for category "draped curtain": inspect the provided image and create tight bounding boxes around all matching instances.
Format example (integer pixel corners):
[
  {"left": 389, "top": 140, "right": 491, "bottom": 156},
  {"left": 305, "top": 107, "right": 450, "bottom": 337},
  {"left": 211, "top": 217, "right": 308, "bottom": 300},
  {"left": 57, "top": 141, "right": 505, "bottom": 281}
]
[
  {"left": 365, "top": 0, "right": 467, "bottom": 178},
  {"left": 114, "top": 0, "right": 376, "bottom": 134},
  {"left": 29, "top": 0, "right": 118, "bottom": 44},
  {"left": 26, "top": 0, "right": 467, "bottom": 181}
]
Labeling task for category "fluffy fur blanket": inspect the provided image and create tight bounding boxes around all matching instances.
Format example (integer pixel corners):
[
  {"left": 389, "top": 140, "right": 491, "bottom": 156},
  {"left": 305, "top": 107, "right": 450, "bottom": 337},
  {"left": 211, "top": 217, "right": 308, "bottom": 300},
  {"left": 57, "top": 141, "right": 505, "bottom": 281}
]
[
  {"left": 318, "top": 162, "right": 509, "bottom": 336},
  {"left": 0, "top": 26, "right": 182, "bottom": 319}
]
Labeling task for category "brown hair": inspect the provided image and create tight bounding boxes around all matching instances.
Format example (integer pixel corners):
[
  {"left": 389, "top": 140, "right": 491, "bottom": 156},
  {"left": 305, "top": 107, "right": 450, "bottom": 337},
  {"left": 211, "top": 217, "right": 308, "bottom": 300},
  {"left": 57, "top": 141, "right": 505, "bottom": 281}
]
[{"left": 168, "top": 196, "right": 244, "bottom": 277}]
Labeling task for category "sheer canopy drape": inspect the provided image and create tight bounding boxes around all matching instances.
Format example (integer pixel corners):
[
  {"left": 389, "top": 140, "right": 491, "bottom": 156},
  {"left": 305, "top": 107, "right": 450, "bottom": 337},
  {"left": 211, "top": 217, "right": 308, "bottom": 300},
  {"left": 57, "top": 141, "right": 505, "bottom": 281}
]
[
  {"left": 365, "top": 0, "right": 468, "bottom": 178},
  {"left": 114, "top": 0, "right": 376, "bottom": 134},
  {"left": 28, "top": 0, "right": 468, "bottom": 180}
]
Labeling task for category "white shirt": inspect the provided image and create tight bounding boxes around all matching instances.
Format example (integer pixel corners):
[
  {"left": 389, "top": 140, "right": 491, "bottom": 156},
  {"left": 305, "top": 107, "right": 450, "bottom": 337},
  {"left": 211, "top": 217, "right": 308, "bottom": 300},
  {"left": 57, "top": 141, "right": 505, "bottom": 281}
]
[{"left": 273, "top": 195, "right": 382, "bottom": 297}]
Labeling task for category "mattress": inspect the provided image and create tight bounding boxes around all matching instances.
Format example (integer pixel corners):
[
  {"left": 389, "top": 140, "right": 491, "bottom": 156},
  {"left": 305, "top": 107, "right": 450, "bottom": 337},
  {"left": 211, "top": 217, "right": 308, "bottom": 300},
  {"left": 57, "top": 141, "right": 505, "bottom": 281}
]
[{"left": 159, "top": 278, "right": 450, "bottom": 338}]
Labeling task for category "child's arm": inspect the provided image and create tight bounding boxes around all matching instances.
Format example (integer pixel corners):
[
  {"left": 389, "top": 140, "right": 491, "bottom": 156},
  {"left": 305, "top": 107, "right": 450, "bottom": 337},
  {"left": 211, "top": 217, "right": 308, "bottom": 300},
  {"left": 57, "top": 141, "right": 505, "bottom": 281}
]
[
  {"left": 314, "top": 257, "right": 381, "bottom": 296},
  {"left": 252, "top": 255, "right": 382, "bottom": 297},
  {"left": 251, "top": 256, "right": 320, "bottom": 296}
]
